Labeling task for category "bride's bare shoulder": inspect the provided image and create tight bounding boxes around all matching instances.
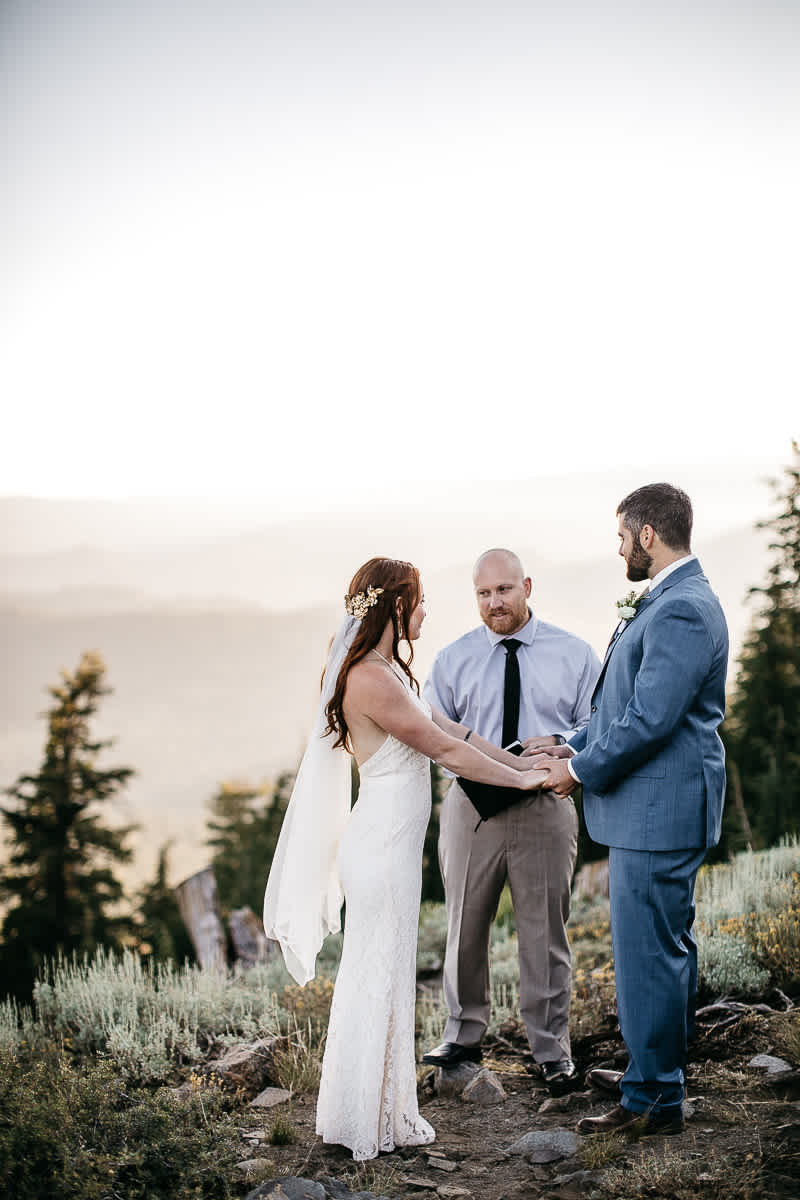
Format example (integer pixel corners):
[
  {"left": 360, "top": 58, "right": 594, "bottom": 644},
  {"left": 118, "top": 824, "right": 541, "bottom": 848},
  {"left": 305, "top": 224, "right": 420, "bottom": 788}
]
[{"left": 344, "top": 658, "right": 402, "bottom": 699}]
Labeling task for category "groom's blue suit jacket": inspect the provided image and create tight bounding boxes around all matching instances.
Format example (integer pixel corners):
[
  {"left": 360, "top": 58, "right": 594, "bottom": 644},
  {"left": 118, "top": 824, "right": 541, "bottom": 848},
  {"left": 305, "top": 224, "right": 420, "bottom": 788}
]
[{"left": 569, "top": 559, "right": 729, "bottom": 852}]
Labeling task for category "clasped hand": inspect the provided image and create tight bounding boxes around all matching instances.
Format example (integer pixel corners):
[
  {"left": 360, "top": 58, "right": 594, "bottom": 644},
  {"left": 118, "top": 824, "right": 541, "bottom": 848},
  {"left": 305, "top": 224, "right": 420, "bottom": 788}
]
[{"left": 520, "top": 738, "right": 577, "bottom": 796}]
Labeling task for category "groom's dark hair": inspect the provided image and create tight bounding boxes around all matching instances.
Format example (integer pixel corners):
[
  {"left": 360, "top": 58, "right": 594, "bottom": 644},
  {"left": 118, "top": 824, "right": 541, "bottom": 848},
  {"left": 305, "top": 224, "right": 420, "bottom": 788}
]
[{"left": 617, "top": 483, "right": 693, "bottom": 552}]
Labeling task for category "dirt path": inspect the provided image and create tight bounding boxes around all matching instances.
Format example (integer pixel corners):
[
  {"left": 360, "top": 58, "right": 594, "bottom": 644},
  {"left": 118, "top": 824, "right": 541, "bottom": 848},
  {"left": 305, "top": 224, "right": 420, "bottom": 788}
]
[{"left": 249, "top": 1010, "right": 800, "bottom": 1199}]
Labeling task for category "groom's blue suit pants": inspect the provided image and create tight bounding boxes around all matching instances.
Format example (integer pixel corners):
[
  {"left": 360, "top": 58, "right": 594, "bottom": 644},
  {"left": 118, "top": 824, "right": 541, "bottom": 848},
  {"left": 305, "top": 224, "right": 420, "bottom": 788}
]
[{"left": 608, "top": 844, "right": 707, "bottom": 1114}]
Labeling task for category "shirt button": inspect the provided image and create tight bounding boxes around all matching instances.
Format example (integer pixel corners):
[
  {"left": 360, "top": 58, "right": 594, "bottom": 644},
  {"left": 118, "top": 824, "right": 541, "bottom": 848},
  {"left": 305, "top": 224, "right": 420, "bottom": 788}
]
[{"left": 591, "top": 704, "right": 597, "bottom": 712}]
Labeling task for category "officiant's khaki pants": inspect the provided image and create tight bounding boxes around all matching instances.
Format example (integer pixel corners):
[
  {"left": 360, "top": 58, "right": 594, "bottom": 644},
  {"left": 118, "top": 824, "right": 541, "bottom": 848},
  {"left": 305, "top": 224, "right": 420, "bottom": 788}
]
[{"left": 439, "top": 781, "right": 578, "bottom": 1062}]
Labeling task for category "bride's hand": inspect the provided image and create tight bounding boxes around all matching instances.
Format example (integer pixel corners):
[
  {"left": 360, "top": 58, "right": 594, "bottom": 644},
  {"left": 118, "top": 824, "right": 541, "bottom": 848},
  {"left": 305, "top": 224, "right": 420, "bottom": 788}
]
[
  {"left": 522, "top": 743, "right": 573, "bottom": 760},
  {"left": 519, "top": 767, "right": 549, "bottom": 790},
  {"left": 521, "top": 751, "right": 560, "bottom": 769}
]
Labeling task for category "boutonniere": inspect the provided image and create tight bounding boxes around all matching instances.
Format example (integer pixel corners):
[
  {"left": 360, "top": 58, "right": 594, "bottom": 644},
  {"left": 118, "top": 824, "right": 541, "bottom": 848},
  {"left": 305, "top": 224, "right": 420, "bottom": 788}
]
[{"left": 616, "top": 590, "right": 644, "bottom": 622}]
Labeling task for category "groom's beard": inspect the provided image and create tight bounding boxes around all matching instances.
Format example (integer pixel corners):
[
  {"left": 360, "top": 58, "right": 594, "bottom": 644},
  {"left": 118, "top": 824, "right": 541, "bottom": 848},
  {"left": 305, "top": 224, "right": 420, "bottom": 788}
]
[{"left": 625, "top": 542, "right": 652, "bottom": 582}]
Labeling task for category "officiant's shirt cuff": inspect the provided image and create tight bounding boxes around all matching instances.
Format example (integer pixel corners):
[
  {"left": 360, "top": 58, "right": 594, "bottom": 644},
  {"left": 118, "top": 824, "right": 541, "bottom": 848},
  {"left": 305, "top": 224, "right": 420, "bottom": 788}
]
[{"left": 567, "top": 757, "right": 581, "bottom": 783}]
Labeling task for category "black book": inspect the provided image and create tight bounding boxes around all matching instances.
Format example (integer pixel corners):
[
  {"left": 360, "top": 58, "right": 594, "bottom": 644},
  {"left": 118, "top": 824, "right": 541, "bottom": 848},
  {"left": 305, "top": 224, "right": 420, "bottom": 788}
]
[{"left": 457, "top": 741, "right": 525, "bottom": 823}]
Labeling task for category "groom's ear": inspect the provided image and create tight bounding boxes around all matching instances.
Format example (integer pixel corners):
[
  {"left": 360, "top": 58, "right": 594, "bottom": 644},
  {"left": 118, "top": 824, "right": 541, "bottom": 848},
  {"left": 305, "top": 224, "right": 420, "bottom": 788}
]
[{"left": 639, "top": 524, "right": 655, "bottom": 549}]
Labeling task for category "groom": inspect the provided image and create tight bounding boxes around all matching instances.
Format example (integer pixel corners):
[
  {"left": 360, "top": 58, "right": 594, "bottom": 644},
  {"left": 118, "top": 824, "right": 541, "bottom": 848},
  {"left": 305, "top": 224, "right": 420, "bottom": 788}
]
[{"left": 534, "top": 483, "right": 728, "bottom": 1135}]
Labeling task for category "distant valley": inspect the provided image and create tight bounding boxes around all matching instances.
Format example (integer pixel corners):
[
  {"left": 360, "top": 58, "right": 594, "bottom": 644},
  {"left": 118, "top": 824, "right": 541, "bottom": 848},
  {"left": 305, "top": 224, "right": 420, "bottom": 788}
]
[{"left": 0, "top": 492, "right": 771, "bottom": 888}]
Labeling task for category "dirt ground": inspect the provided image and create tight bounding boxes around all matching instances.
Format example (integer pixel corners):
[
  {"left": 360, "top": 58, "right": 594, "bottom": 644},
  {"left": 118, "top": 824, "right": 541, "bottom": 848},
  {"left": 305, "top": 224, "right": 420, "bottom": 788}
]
[{"left": 245, "top": 1006, "right": 800, "bottom": 1200}]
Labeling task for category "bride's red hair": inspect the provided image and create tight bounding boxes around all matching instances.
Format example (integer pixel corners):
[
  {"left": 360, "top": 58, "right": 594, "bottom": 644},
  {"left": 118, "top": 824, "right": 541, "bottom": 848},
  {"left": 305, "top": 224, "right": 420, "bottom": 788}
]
[{"left": 325, "top": 557, "right": 421, "bottom": 752}]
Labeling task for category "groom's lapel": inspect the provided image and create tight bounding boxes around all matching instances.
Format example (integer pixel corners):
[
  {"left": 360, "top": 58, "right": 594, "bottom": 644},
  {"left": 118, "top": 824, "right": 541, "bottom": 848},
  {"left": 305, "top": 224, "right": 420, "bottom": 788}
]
[
  {"left": 603, "top": 589, "right": 652, "bottom": 660},
  {"left": 595, "top": 589, "right": 653, "bottom": 694},
  {"left": 593, "top": 562, "right": 703, "bottom": 695}
]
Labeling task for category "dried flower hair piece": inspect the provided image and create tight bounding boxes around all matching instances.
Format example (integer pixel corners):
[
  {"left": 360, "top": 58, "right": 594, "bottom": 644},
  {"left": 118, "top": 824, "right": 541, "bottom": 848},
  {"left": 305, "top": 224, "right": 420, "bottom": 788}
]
[{"left": 344, "top": 585, "right": 385, "bottom": 620}]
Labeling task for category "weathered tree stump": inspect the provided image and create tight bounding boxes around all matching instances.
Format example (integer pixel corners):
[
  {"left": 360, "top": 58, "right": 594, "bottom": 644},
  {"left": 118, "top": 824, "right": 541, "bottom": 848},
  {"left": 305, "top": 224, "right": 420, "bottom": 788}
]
[{"left": 174, "top": 867, "right": 227, "bottom": 968}]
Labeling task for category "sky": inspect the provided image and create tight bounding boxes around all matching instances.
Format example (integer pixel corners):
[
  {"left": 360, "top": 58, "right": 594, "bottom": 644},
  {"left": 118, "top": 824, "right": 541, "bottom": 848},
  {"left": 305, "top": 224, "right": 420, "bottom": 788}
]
[{"left": 2, "top": 0, "right": 798, "bottom": 510}]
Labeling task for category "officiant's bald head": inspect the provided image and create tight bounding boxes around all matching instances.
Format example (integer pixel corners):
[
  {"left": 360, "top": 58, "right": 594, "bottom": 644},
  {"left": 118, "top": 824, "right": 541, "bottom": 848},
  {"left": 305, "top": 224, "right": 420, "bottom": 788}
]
[{"left": 473, "top": 548, "right": 532, "bottom": 636}]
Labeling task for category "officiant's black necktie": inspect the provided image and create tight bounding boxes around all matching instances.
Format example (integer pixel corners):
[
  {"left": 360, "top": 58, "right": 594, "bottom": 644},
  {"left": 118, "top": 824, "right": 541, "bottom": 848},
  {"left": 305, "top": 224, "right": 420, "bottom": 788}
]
[{"left": 501, "top": 638, "right": 522, "bottom": 748}]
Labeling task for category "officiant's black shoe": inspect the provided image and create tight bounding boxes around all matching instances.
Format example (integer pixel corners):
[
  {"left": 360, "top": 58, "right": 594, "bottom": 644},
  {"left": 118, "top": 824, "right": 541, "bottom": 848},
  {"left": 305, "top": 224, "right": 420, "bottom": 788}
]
[
  {"left": 586, "top": 1067, "right": 624, "bottom": 1095},
  {"left": 422, "top": 1041, "right": 482, "bottom": 1068},
  {"left": 540, "top": 1058, "right": 579, "bottom": 1095},
  {"left": 577, "top": 1103, "right": 684, "bottom": 1137}
]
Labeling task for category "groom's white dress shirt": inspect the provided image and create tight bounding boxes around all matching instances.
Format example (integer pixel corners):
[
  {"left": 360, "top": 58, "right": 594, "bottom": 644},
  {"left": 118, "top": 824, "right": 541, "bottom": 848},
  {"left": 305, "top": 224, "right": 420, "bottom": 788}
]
[{"left": 424, "top": 611, "right": 600, "bottom": 760}]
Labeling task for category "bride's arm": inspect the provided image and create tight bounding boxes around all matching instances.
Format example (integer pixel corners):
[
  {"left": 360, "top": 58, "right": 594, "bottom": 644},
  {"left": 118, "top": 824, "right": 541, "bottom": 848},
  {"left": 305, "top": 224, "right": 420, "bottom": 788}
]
[
  {"left": 430, "top": 707, "right": 530, "bottom": 772},
  {"left": 347, "top": 665, "right": 545, "bottom": 791}
]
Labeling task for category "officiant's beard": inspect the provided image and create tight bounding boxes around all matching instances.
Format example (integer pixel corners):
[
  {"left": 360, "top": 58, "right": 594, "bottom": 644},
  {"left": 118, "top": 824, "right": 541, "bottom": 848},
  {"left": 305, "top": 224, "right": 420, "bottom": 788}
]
[{"left": 625, "top": 541, "right": 652, "bottom": 582}]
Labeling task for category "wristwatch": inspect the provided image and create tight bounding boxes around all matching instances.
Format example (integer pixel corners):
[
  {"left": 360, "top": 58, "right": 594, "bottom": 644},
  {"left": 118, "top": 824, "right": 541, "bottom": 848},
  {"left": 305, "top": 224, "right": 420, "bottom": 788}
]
[{"left": 553, "top": 734, "right": 566, "bottom": 745}]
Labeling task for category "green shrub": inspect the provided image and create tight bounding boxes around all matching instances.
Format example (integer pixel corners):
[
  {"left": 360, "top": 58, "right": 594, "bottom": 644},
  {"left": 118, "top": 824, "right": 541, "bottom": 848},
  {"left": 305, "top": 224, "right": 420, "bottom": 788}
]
[
  {"left": 26, "top": 948, "right": 287, "bottom": 1082},
  {"left": 695, "top": 838, "right": 800, "bottom": 926},
  {"left": 0, "top": 1045, "right": 243, "bottom": 1200},
  {"left": 696, "top": 930, "right": 770, "bottom": 995},
  {"left": 696, "top": 839, "right": 800, "bottom": 996},
  {"left": 417, "top": 901, "right": 449, "bottom": 972},
  {"left": 744, "top": 872, "right": 800, "bottom": 990}
]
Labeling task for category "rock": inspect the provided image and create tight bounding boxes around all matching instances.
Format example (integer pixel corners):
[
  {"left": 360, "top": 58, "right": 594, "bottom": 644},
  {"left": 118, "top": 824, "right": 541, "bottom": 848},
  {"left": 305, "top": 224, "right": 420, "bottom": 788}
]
[
  {"left": 505, "top": 1128, "right": 579, "bottom": 1163},
  {"left": 235, "top": 1158, "right": 275, "bottom": 1182},
  {"left": 201, "top": 1037, "right": 279, "bottom": 1096},
  {"left": 426, "top": 1155, "right": 458, "bottom": 1172},
  {"left": 431, "top": 1062, "right": 481, "bottom": 1098},
  {"left": 400, "top": 1175, "right": 439, "bottom": 1189},
  {"left": 322, "top": 1178, "right": 391, "bottom": 1200},
  {"left": 552, "top": 1168, "right": 603, "bottom": 1187},
  {"left": 461, "top": 1067, "right": 507, "bottom": 1105},
  {"left": 748, "top": 1053, "right": 792, "bottom": 1075},
  {"left": 436, "top": 1188, "right": 471, "bottom": 1198},
  {"left": 230, "top": 905, "right": 276, "bottom": 966},
  {"left": 251, "top": 1086, "right": 292, "bottom": 1109},
  {"left": 539, "top": 1092, "right": 590, "bottom": 1114},
  {"left": 244, "top": 1179, "right": 327, "bottom": 1200}
]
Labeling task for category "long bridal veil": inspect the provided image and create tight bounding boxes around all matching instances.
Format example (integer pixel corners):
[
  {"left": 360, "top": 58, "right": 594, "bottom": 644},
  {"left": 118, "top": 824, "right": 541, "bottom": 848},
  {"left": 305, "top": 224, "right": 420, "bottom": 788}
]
[{"left": 263, "top": 614, "right": 356, "bottom": 985}]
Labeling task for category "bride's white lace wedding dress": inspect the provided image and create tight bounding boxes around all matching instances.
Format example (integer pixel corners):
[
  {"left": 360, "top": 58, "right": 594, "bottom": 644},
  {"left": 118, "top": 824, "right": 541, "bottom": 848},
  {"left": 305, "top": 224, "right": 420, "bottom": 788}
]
[{"left": 315, "top": 688, "right": 436, "bottom": 1160}]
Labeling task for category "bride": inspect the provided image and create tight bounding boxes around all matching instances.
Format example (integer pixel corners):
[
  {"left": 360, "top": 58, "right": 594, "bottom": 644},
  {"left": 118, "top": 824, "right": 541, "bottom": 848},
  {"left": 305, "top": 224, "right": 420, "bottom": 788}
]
[{"left": 264, "top": 557, "right": 546, "bottom": 1161}]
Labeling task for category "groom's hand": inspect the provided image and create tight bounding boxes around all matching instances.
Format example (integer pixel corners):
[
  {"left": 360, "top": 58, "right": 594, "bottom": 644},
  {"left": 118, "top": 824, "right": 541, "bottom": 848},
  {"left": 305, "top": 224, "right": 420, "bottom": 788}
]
[
  {"left": 522, "top": 743, "right": 573, "bottom": 760},
  {"left": 522, "top": 735, "right": 560, "bottom": 752},
  {"left": 540, "top": 756, "right": 579, "bottom": 797}
]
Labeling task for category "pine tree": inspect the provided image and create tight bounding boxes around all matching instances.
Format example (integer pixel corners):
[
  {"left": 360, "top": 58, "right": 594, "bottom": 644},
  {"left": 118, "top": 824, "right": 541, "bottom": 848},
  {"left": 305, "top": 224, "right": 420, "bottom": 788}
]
[
  {"left": 135, "top": 843, "right": 195, "bottom": 965},
  {"left": 0, "top": 652, "right": 135, "bottom": 1000},
  {"left": 725, "top": 442, "right": 800, "bottom": 847},
  {"left": 206, "top": 773, "right": 294, "bottom": 917}
]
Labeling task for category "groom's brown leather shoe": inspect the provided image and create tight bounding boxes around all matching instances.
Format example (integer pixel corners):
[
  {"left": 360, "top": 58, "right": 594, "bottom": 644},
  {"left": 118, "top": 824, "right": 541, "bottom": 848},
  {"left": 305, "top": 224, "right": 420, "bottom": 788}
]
[
  {"left": 577, "top": 1103, "right": 684, "bottom": 1137},
  {"left": 586, "top": 1067, "right": 624, "bottom": 1095},
  {"left": 422, "top": 1041, "right": 482, "bottom": 1067}
]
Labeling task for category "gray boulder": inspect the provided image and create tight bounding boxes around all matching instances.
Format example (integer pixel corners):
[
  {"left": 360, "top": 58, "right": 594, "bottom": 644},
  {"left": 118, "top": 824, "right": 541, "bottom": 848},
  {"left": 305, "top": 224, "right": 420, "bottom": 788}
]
[
  {"left": 244, "top": 1179, "right": 327, "bottom": 1200},
  {"left": 462, "top": 1067, "right": 507, "bottom": 1105},
  {"left": 505, "top": 1127, "right": 579, "bottom": 1163},
  {"left": 200, "top": 1036, "right": 279, "bottom": 1097}
]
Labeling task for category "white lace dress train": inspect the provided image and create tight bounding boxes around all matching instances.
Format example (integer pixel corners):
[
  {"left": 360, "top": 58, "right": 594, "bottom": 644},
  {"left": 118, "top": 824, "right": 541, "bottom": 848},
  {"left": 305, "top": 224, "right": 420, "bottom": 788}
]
[{"left": 315, "top": 713, "right": 436, "bottom": 1160}]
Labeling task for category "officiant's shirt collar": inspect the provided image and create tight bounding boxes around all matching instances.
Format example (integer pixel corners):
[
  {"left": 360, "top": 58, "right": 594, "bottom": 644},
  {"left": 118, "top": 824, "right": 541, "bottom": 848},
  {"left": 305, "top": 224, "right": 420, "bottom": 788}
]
[
  {"left": 484, "top": 608, "right": 536, "bottom": 647},
  {"left": 650, "top": 554, "right": 696, "bottom": 592}
]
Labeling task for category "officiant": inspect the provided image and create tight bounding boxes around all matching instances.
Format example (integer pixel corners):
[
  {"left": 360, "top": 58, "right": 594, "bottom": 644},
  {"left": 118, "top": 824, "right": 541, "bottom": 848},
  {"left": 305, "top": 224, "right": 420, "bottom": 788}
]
[{"left": 422, "top": 548, "right": 601, "bottom": 1094}]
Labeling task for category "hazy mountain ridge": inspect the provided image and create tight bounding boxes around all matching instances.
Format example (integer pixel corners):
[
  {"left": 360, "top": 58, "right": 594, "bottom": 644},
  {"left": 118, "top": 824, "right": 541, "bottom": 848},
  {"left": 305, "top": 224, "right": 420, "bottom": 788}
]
[{"left": 0, "top": 494, "right": 772, "bottom": 887}]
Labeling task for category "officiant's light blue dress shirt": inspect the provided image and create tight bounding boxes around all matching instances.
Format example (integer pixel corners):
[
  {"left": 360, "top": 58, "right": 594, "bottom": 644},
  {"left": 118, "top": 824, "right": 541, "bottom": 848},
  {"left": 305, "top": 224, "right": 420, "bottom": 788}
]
[{"left": 423, "top": 611, "right": 601, "bottom": 760}]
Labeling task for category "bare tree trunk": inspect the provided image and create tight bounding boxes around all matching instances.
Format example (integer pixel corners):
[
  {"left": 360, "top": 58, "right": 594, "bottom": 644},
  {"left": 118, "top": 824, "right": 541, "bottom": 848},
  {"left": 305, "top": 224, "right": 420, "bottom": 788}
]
[
  {"left": 174, "top": 867, "right": 227, "bottom": 969},
  {"left": 727, "top": 759, "right": 754, "bottom": 851}
]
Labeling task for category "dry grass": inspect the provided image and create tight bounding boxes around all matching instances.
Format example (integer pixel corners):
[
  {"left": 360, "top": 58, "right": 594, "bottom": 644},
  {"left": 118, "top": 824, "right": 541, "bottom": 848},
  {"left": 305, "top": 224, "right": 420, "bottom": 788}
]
[
  {"left": 576, "top": 1130, "right": 628, "bottom": 1169},
  {"left": 599, "top": 1144, "right": 766, "bottom": 1199},
  {"left": 770, "top": 1009, "right": 800, "bottom": 1066},
  {"left": 329, "top": 1158, "right": 404, "bottom": 1196},
  {"left": 270, "top": 1019, "right": 325, "bottom": 1094},
  {"left": 267, "top": 1113, "right": 299, "bottom": 1145}
]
